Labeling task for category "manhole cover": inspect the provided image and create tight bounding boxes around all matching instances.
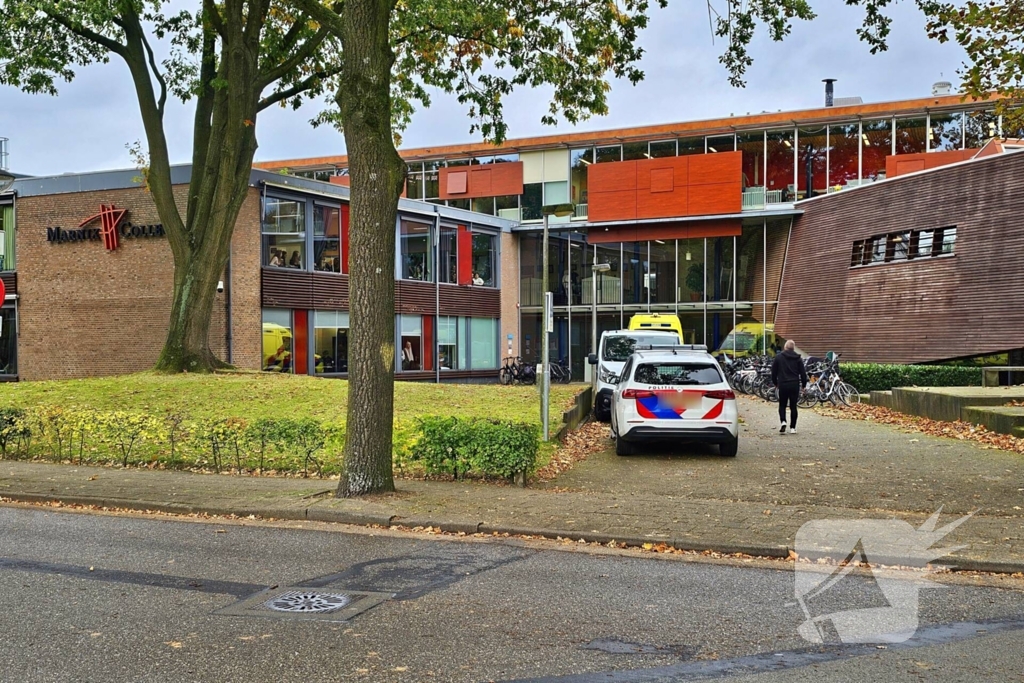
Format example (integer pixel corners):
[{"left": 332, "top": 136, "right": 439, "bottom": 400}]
[
  {"left": 265, "top": 591, "right": 352, "bottom": 614},
  {"left": 215, "top": 587, "right": 393, "bottom": 622}
]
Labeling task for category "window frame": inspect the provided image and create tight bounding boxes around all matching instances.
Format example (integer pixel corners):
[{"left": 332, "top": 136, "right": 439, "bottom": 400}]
[{"left": 262, "top": 193, "right": 309, "bottom": 271}]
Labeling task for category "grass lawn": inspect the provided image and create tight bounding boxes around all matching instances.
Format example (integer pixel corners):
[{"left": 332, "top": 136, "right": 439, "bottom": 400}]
[
  {"left": 0, "top": 371, "right": 580, "bottom": 425},
  {"left": 0, "top": 372, "right": 583, "bottom": 477}
]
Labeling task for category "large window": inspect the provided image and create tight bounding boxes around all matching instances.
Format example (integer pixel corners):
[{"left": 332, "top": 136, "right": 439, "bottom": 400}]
[
  {"left": 438, "top": 316, "right": 462, "bottom": 370},
  {"left": 570, "top": 148, "right": 593, "bottom": 207},
  {"left": 313, "top": 311, "right": 349, "bottom": 374},
  {"left": 895, "top": 117, "right": 927, "bottom": 155},
  {"left": 439, "top": 226, "right": 458, "bottom": 284},
  {"left": 965, "top": 110, "right": 999, "bottom": 148},
  {"left": 649, "top": 140, "right": 676, "bottom": 158},
  {"left": 861, "top": 118, "right": 893, "bottom": 181},
  {"left": 469, "top": 318, "right": 499, "bottom": 369},
  {"left": 648, "top": 239, "right": 675, "bottom": 305},
  {"left": 929, "top": 112, "right": 963, "bottom": 151},
  {"left": 622, "top": 141, "right": 648, "bottom": 161},
  {"left": 828, "top": 124, "right": 859, "bottom": 189},
  {"left": 313, "top": 205, "right": 341, "bottom": 272},
  {"left": 401, "top": 221, "right": 431, "bottom": 281},
  {"left": 797, "top": 127, "right": 828, "bottom": 198},
  {"left": 677, "top": 238, "right": 705, "bottom": 303},
  {"left": 766, "top": 130, "right": 795, "bottom": 200},
  {"left": 0, "top": 204, "right": 13, "bottom": 271},
  {"left": 678, "top": 137, "right": 704, "bottom": 156},
  {"left": 263, "top": 197, "right": 306, "bottom": 269},
  {"left": 0, "top": 307, "right": 15, "bottom": 375},
  {"left": 851, "top": 225, "right": 957, "bottom": 267},
  {"left": 622, "top": 241, "right": 646, "bottom": 305},
  {"left": 737, "top": 132, "right": 764, "bottom": 190},
  {"left": 595, "top": 145, "right": 622, "bottom": 163},
  {"left": 400, "top": 314, "right": 422, "bottom": 371},
  {"left": 706, "top": 135, "right": 735, "bottom": 153},
  {"left": 262, "top": 309, "right": 293, "bottom": 373},
  {"left": 424, "top": 161, "right": 441, "bottom": 200},
  {"left": 472, "top": 232, "right": 498, "bottom": 287},
  {"left": 406, "top": 162, "right": 424, "bottom": 199},
  {"left": 522, "top": 183, "right": 543, "bottom": 221}
]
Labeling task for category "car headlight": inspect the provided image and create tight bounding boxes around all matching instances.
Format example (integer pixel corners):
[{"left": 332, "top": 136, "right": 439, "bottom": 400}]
[{"left": 598, "top": 366, "right": 619, "bottom": 384}]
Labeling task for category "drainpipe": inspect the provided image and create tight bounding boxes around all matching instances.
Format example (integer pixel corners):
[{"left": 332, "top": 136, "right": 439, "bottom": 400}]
[
  {"left": 435, "top": 212, "right": 441, "bottom": 385},
  {"left": 224, "top": 256, "right": 233, "bottom": 364}
]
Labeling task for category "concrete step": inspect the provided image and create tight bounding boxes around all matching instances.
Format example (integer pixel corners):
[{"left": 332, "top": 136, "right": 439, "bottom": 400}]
[{"left": 962, "top": 406, "right": 1024, "bottom": 438}]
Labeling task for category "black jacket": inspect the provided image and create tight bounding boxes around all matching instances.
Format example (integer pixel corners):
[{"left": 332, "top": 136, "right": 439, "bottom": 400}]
[{"left": 771, "top": 350, "right": 808, "bottom": 388}]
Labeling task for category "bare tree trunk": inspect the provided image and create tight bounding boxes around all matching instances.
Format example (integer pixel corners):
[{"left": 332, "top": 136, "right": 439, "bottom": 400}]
[{"left": 336, "top": 0, "right": 404, "bottom": 496}]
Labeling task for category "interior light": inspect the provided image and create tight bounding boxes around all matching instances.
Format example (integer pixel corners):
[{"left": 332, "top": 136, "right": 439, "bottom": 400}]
[
  {"left": 707, "top": 146, "right": 717, "bottom": 153},
  {"left": 685, "top": 252, "right": 692, "bottom": 261},
  {"left": 579, "top": 158, "right": 591, "bottom": 165},
  {"left": 654, "top": 239, "right": 665, "bottom": 244},
  {"left": 783, "top": 140, "right": 792, "bottom": 148},
  {"left": 928, "top": 128, "right": 935, "bottom": 140},
  {"left": 861, "top": 134, "right": 870, "bottom": 146},
  {"left": 644, "top": 153, "right": 652, "bottom": 159}
]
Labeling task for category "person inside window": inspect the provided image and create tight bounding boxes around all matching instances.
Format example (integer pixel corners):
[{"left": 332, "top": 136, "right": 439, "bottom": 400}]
[
  {"left": 269, "top": 251, "right": 284, "bottom": 267},
  {"left": 402, "top": 340, "right": 416, "bottom": 370},
  {"left": 472, "top": 272, "right": 484, "bottom": 286},
  {"left": 289, "top": 251, "right": 301, "bottom": 268}
]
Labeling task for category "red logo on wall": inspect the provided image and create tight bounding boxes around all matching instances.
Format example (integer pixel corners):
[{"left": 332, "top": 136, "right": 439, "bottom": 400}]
[{"left": 79, "top": 204, "right": 128, "bottom": 251}]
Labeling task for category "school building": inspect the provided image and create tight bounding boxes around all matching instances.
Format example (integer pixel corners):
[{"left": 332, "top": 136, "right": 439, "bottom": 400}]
[{"left": 1, "top": 85, "right": 1022, "bottom": 381}]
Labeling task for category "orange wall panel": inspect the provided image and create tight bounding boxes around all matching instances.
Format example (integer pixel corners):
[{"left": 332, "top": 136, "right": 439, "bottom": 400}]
[
  {"left": 439, "top": 162, "right": 524, "bottom": 199},
  {"left": 688, "top": 182, "right": 742, "bottom": 215},
  {"left": 588, "top": 189, "right": 638, "bottom": 222},
  {"left": 688, "top": 151, "right": 742, "bottom": 186},
  {"left": 589, "top": 160, "right": 637, "bottom": 191},
  {"left": 885, "top": 149, "right": 977, "bottom": 178}
]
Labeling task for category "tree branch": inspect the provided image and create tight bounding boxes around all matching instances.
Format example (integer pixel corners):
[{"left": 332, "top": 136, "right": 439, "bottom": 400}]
[
  {"left": 285, "top": 0, "right": 345, "bottom": 37},
  {"left": 140, "top": 29, "right": 168, "bottom": 117},
  {"left": 257, "top": 67, "right": 340, "bottom": 111},
  {"left": 203, "top": 0, "right": 228, "bottom": 38},
  {"left": 258, "top": 25, "right": 331, "bottom": 89},
  {"left": 42, "top": 10, "right": 127, "bottom": 56}
]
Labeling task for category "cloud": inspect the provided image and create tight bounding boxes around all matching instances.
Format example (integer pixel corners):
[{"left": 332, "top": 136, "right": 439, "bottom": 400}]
[{"left": 0, "top": 2, "right": 967, "bottom": 176}]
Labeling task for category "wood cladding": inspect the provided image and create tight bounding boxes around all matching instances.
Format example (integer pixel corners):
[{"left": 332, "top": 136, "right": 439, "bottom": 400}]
[
  {"left": 588, "top": 152, "right": 742, "bottom": 222},
  {"left": 439, "top": 162, "right": 524, "bottom": 200},
  {"left": 885, "top": 149, "right": 976, "bottom": 178},
  {"left": 1, "top": 272, "right": 16, "bottom": 296},
  {"left": 776, "top": 152, "right": 1024, "bottom": 364},
  {"left": 264, "top": 269, "right": 500, "bottom": 318}
]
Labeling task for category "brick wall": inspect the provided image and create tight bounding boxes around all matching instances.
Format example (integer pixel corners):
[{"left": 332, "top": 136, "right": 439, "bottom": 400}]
[{"left": 16, "top": 185, "right": 262, "bottom": 380}]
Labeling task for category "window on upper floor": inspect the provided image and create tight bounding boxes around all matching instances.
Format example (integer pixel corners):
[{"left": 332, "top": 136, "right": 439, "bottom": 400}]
[
  {"left": 262, "top": 197, "right": 306, "bottom": 269},
  {"left": 0, "top": 202, "right": 13, "bottom": 271},
  {"left": 851, "top": 226, "right": 957, "bottom": 268},
  {"left": 400, "top": 220, "right": 432, "bottom": 281}
]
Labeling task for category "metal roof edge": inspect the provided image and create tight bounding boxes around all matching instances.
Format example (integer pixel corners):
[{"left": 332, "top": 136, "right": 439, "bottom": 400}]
[{"left": 512, "top": 208, "right": 802, "bottom": 231}]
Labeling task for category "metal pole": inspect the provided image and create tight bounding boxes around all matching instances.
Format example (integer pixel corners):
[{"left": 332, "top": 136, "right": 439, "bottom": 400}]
[
  {"left": 541, "top": 212, "right": 550, "bottom": 441},
  {"left": 591, "top": 246, "right": 598, "bottom": 389}
]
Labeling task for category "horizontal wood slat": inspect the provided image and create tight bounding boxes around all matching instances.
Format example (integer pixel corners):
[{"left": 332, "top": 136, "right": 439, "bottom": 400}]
[
  {"left": 312, "top": 272, "right": 349, "bottom": 309},
  {"left": 776, "top": 153, "right": 1024, "bottom": 364},
  {"left": 261, "top": 268, "right": 313, "bottom": 309},
  {"left": 1, "top": 272, "right": 16, "bottom": 297}
]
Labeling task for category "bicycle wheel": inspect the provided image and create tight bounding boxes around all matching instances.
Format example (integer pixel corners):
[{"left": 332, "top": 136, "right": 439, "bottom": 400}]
[
  {"left": 499, "top": 366, "right": 513, "bottom": 385},
  {"left": 797, "top": 389, "right": 817, "bottom": 408},
  {"left": 560, "top": 366, "right": 572, "bottom": 384},
  {"left": 839, "top": 383, "right": 862, "bottom": 406}
]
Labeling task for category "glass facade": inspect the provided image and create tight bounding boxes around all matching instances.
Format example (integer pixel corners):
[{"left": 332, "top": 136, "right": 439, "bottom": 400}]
[
  {"left": 471, "top": 232, "right": 498, "bottom": 287},
  {"left": 400, "top": 220, "right": 431, "bottom": 281},
  {"left": 262, "top": 308, "right": 293, "bottom": 372},
  {"left": 262, "top": 197, "right": 306, "bottom": 269},
  {"left": 0, "top": 204, "right": 13, "bottom": 271},
  {"left": 0, "top": 307, "right": 15, "bottom": 375},
  {"left": 313, "top": 311, "right": 349, "bottom": 374},
  {"left": 520, "top": 220, "right": 792, "bottom": 377},
  {"left": 313, "top": 205, "right": 341, "bottom": 272}
]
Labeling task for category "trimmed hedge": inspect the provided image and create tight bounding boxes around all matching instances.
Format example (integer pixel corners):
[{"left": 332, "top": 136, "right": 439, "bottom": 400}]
[
  {"left": 840, "top": 363, "right": 982, "bottom": 393},
  {"left": 411, "top": 416, "right": 539, "bottom": 481}
]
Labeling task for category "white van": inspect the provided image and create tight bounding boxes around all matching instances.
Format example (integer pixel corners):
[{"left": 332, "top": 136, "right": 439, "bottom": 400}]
[{"left": 587, "top": 329, "right": 682, "bottom": 421}]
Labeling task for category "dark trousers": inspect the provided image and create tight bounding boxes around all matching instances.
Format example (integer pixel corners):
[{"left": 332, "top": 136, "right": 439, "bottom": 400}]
[{"left": 778, "top": 383, "right": 800, "bottom": 428}]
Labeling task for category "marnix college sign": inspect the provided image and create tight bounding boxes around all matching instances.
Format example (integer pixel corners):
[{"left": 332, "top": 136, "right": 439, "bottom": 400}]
[{"left": 46, "top": 204, "right": 164, "bottom": 251}]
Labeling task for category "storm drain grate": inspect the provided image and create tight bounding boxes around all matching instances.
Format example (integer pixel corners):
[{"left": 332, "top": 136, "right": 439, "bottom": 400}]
[
  {"left": 264, "top": 591, "right": 352, "bottom": 614},
  {"left": 215, "top": 587, "right": 393, "bottom": 622}
]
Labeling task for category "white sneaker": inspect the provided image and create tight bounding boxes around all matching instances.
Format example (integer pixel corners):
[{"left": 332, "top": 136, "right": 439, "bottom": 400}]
[
  {"left": 779, "top": 423, "right": 786, "bottom": 434},
  {"left": 790, "top": 427, "right": 797, "bottom": 434}
]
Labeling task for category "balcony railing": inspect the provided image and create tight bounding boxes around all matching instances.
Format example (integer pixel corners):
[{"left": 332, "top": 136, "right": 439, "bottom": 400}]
[
  {"left": 573, "top": 203, "right": 588, "bottom": 220},
  {"left": 741, "top": 187, "right": 786, "bottom": 211}
]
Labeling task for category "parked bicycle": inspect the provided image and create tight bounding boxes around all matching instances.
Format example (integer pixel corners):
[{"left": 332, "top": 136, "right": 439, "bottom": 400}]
[
  {"left": 722, "top": 352, "right": 860, "bottom": 407},
  {"left": 548, "top": 358, "right": 573, "bottom": 384},
  {"left": 499, "top": 356, "right": 537, "bottom": 385}
]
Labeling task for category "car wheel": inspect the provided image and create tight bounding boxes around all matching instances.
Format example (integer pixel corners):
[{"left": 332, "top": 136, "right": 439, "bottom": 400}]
[
  {"left": 615, "top": 433, "right": 634, "bottom": 456},
  {"left": 719, "top": 436, "right": 739, "bottom": 457},
  {"left": 594, "top": 406, "right": 610, "bottom": 422}
]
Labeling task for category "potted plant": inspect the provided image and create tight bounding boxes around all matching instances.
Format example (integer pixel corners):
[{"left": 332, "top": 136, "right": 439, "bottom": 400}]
[{"left": 685, "top": 262, "right": 704, "bottom": 301}]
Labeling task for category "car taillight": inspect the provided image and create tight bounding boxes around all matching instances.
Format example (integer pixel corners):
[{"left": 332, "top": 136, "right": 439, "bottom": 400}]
[
  {"left": 622, "top": 389, "right": 655, "bottom": 399},
  {"left": 704, "top": 389, "right": 736, "bottom": 400}
]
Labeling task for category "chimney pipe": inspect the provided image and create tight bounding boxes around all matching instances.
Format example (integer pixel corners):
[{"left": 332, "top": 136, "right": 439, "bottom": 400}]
[{"left": 823, "top": 79, "right": 837, "bottom": 107}]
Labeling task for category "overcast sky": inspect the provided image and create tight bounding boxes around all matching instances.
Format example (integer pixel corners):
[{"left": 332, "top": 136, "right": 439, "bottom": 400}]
[{"left": 1, "top": 1, "right": 967, "bottom": 176}]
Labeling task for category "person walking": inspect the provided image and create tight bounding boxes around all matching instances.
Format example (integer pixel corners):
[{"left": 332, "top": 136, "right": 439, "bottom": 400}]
[{"left": 771, "top": 339, "right": 807, "bottom": 434}]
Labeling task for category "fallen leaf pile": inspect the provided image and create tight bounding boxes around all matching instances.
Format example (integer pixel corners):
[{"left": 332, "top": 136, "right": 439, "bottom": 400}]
[
  {"left": 816, "top": 403, "right": 1024, "bottom": 454},
  {"left": 535, "top": 421, "right": 609, "bottom": 481}
]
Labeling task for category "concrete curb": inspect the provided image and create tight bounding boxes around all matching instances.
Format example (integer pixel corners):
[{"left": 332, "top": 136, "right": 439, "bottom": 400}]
[{"left": 3, "top": 491, "right": 1020, "bottom": 574}]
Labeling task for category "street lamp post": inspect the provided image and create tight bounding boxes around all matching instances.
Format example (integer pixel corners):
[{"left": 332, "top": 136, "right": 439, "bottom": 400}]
[
  {"left": 540, "top": 203, "right": 575, "bottom": 441},
  {"left": 590, "top": 257, "right": 612, "bottom": 387}
]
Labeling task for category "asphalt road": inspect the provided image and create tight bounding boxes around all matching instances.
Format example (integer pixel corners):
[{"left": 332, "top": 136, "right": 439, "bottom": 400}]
[{"left": 2, "top": 506, "right": 1024, "bottom": 682}]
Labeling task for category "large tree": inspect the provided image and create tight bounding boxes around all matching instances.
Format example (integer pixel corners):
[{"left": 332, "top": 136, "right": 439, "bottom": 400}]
[
  {"left": 287, "top": 0, "right": 924, "bottom": 496},
  {"left": 0, "top": 0, "right": 341, "bottom": 371}
]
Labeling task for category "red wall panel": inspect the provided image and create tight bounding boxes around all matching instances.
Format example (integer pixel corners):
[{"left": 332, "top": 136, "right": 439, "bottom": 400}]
[
  {"left": 457, "top": 225, "right": 473, "bottom": 285},
  {"left": 340, "top": 203, "right": 350, "bottom": 275},
  {"left": 884, "top": 149, "right": 976, "bottom": 178},
  {"left": 439, "top": 162, "right": 524, "bottom": 199},
  {"left": 422, "top": 315, "right": 434, "bottom": 372},
  {"left": 293, "top": 309, "right": 308, "bottom": 375}
]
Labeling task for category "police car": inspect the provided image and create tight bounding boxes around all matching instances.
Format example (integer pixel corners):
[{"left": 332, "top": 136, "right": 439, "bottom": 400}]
[{"left": 609, "top": 344, "right": 739, "bottom": 457}]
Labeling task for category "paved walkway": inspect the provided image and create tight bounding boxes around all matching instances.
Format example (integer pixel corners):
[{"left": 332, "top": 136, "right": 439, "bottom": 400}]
[{"left": 1, "top": 396, "right": 1023, "bottom": 572}]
